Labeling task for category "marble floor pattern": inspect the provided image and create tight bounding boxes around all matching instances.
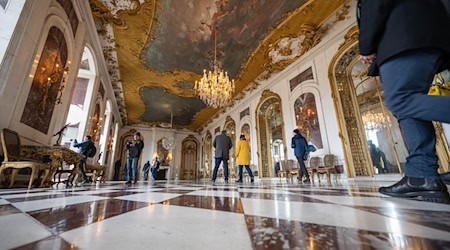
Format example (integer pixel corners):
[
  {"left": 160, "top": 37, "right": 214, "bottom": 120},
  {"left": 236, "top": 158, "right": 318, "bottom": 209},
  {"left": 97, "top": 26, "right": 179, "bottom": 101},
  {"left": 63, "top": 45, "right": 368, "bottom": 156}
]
[{"left": 0, "top": 180, "right": 449, "bottom": 249}]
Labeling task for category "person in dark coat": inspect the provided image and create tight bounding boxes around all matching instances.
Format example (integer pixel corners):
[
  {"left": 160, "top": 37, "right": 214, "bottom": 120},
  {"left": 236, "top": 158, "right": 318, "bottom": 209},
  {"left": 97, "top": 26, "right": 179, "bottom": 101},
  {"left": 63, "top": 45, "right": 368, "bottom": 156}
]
[
  {"left": 142, "top": 160, "right": 151, "bottom": 181},
  {"left": 73, "top": 135, "right": 94, "bottom": 184},
  {"left": 113, "top": 159, "right": 121, "bottom": 181},
  {"left": 358, "top": 0, "right": 450, "bottom": 202},
  {"left": 212, "top": 130, "right": 233, "bottom": 183},
  {"left": 150, "top": 157, "right": 161, "bottom": 181},
  {"left": 125, "top": 132, "right": 144, "bottom": 184},
  {"left": 291, "top": 129, "right": 310, "bottom": 183}
]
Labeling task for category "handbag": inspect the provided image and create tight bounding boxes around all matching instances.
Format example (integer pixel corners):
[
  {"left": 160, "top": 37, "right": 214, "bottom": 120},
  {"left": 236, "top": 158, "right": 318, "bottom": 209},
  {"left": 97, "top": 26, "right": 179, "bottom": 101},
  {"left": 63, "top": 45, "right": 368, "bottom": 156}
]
[{"left": 428, "top": 72, "right": 450, "bottom": 96}]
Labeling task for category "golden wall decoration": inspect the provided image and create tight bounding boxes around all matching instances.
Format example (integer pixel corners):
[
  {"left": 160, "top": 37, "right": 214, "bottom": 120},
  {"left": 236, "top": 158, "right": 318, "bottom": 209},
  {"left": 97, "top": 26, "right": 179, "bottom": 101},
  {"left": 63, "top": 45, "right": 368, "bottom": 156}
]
[{"left": 92, "top": 0, "right": 350, "bottom": 130}]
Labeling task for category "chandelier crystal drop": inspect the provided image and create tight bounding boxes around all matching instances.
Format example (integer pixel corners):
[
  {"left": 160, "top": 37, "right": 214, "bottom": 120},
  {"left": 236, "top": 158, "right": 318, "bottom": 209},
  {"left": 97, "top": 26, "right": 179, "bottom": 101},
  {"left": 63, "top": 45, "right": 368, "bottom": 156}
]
[
  {"left": 162, "top": 113, "right": 176, "bottom": 150},
  {"left": 194, "top": 27, "right": 235, "bottom": 108},
  {"left": 362, "top": 110, "right": 388, "bottom": 131}
]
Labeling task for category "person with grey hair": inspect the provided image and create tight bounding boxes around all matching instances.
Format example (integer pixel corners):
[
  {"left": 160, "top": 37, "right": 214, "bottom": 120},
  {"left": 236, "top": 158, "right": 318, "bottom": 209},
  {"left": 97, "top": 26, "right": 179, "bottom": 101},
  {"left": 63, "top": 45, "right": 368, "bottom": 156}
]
[
  {"left": 125, "top": 132, "right": 144, "bottom": 184},
  {"left": 212, "top": 130, "right": 233, "bottom": 183}
]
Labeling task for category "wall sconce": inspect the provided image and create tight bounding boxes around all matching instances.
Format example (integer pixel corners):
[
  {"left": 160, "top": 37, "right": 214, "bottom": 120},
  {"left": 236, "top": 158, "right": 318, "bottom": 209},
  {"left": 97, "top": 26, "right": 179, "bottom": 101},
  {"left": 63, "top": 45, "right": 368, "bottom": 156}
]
[{"left": 40, "top": 61, "right": 70, "bottom": 112}]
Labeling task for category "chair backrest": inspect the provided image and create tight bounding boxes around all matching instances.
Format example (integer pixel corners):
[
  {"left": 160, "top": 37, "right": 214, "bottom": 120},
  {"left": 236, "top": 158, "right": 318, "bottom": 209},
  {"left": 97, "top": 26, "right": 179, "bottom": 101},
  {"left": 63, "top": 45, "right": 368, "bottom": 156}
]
[
  {"left": 323, "top": 154, "right": 336, "bottom": 168},
  {"left": 309, "top": 157, "right": 320, "bottom": 168},
  {"left": 1, "top": 129, "right": 21, "bottom": 162},
  {"left": 288, "top": 159, "right": 297, "bottom": 169}
]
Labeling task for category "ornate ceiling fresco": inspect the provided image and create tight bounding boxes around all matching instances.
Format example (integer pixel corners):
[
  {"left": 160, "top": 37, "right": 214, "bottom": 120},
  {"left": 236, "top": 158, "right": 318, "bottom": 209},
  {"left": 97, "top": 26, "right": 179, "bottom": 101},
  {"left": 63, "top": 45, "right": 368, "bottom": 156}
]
[{"left": 90, "top": 0, "right": 350, "bottom": 131}]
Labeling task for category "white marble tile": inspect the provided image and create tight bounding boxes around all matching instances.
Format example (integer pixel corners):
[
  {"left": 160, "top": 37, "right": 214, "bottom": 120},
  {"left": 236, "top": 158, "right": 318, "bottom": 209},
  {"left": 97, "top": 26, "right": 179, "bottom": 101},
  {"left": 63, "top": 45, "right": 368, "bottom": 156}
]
[
  {"left": 60, "top": 204, "right": 252, "bottom": 250},
  {"left": 58, "top": 190, "right": 123, "bottom": 195},
  {"left": 240, "top": 198, "right": 450, "bottom": 240},
  {"left": 302, "top": 195, "right": 450, "bottom": 211},
  {"left": 238, "top": 188, "right": 292, "bottom": 194},
  {"left": 124, "top": 188, "right": 164, "bottom": 192},
  {"left": 0, "top": 199, "right": 9, "bottom": 205},
  {"left": 169, "top": 187, "right": 204, "bottom": 191},
  {"left": 0, "top": 213, "right": 52, "bottom": 250},
  {"left": 186, "top": 190, "right": 240, "bottom": 198},
  {"left": 0, "top": 188, "right": 48, "bottom": 194},
  {"left": 0, "top": 191, "right": 59, "bottom": 199},
  {"left": 13, "top": 196, "right": 109, "bottom": 212},
  {"left": 114, "top": 193, "right": 181, "bottom": 203},
  {"left": 281, "top": 187, "right": 341, "bottom": 192}
]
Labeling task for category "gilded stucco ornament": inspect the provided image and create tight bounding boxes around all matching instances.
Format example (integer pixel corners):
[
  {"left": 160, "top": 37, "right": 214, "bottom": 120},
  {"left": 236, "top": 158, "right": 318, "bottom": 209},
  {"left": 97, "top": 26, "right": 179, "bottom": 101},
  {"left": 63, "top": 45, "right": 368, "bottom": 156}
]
[{"left": 91, "top": 0, "right": 350, "bottom": 130}]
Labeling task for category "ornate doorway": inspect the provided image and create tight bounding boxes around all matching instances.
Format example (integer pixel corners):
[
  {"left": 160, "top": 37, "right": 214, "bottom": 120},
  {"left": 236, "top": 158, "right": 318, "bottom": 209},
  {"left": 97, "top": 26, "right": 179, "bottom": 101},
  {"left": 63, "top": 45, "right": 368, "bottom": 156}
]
[
  {"left": 180, "top": 135, "right": 199, "bottom": 180},
  {"left": 203, "top": 131, "right": 212, "bottom": 179},
  {"left": 329, "top": 26, "right": 450, "bottom": 177},
  {"left": 224, "top": 116, "right": 236, "bottom": 178},
  {"left": 256, "top": 90, "right": 287, "bottom": 177}
]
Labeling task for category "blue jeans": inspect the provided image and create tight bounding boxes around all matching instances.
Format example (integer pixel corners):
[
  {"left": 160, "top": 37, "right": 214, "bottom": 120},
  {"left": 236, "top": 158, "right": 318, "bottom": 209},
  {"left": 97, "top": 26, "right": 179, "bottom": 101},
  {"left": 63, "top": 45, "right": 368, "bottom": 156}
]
[
  {"left": 126, "top": 157, "right": 139, "bottom": 181},
  {"left": 151, "top": 168, "right": 158, "bottom": 180},
  {"left": 238, "top": 165, "right": 254, "bottom": 181},
  {"left": 212, "top": 157, "right": 229, "bottom": 181},
  {"left": 379, "top": 49, "right": 450, "bottom": 178}
]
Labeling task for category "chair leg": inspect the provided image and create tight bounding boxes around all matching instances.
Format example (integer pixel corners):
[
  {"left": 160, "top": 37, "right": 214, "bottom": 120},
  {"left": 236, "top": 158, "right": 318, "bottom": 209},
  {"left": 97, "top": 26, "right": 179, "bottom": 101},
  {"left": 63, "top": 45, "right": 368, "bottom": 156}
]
[
  {"left": 326, "top": 172, "right": 331, "bottom": 183},
  {"left": 40, "top": 169, "right": 51, "bottom": 187},
  {"left": 9, "top": 169, "right": 19, "bottom": 188},
  {"left": 28, "top": 167, "right": 36, "bottom": 189}
]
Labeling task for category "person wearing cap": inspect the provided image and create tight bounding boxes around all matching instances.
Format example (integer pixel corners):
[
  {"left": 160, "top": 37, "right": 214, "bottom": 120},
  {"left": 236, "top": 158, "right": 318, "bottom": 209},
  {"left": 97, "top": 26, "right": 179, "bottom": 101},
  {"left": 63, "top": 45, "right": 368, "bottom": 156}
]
[
  {"left": 125, "top": 132, "right": 144, "bottom": 184},
  {"left": 291, "top": 129, "right": 310, "bottom": 183}
]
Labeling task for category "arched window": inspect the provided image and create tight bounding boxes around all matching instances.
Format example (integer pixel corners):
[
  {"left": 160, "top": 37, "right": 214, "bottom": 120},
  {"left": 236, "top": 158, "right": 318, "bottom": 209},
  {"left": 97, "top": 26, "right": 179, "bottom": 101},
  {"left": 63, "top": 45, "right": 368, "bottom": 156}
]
[
  {"left": 294, "top": 92, "right": 323, "bottom": 149},
  {"left": 61, "top": 47, "right": 97, "bottom": 146}
]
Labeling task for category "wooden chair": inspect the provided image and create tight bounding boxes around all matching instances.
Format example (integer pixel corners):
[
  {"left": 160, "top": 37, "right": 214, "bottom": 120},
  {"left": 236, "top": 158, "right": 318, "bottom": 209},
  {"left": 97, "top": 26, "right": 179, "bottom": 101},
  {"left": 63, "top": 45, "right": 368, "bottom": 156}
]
[
  {"left": 0, "top": 129, "right": 51, "bottom": 189},
  {"left": 307, "top": 157, "right": 320, "bottom": 183},
  {"left": 316, "top": 154, "right": 338, "bottom": 183},
  {"left": 85, "top": 164, "right": 107, "bottom": 183}
]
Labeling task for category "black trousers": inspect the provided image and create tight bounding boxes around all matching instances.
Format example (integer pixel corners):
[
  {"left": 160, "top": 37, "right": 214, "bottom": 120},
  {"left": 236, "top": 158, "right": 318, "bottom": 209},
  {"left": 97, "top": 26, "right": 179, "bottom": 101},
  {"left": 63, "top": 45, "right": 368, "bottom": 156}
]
[{"left": 296, "top": 156, "right": 309, "bottom": 178}]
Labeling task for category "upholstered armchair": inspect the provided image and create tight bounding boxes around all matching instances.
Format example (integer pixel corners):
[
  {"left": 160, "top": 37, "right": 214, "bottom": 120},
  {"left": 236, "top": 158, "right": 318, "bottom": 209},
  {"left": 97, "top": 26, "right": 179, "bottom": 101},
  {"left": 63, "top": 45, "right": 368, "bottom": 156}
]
[
  {"left": 0, "top": 129, "right": 51, "bottom": 189},
  {"left": 316, "top": 154, "right": 338, "bottom": 182}
]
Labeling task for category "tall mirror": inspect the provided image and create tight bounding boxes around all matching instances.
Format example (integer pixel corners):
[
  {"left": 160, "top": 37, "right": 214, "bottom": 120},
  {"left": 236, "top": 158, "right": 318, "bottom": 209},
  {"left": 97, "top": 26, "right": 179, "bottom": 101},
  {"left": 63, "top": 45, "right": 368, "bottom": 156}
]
[
  {"left": 256, "top": 90, "right": 286, "bottom": 177},
  {"left": 352, "top": 62, "right": 406, "bottom": 174}
]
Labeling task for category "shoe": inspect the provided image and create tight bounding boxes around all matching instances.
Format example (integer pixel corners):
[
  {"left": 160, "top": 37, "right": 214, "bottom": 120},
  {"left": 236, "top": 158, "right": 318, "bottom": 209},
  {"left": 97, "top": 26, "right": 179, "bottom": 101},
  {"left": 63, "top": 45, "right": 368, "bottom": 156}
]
[
  {"left": 303, "top": 178, "right": 311, "bottom": 183},
  {"left": 236, "top": 179, "right": 243, "bottom": 183},
  {"left": 251, "top": 178, "right": 254, "bottom": 183},
  {"left": 379, "top": 176, "right": 450, "bottom": 203},
  {"left": 125, "top": 181, "right": 131, "bottom": 185},
  {"left": 440, "top": 172, "right": 450, "bottom": 185},
  {"left": 133, "top": 179, "right": 138, "bottom": 184},
  {"left": 225, "top": 180, "right": 229, "bottom": 184}
]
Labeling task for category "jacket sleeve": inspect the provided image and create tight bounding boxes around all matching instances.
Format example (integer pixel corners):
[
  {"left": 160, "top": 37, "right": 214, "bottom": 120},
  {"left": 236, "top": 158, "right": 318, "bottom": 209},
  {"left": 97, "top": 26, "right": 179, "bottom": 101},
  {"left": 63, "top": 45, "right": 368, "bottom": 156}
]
[
  {"left": 358, "top": 0, "right": 393, "bottom": 55},
  {"left": 213, "top": 137, "right": 216, "bottom": 148},
  {"left": 236, "top": 141, "right": 240, "bottom": 158},
  {"left": 73, "top": 140, "right": 89, "bottom": 148},
  {"left": 291, "top": 137, "right": 296, "bottom": 148},
  {"left": 138, "top": 141, "right": 144, "bottom": 152}
]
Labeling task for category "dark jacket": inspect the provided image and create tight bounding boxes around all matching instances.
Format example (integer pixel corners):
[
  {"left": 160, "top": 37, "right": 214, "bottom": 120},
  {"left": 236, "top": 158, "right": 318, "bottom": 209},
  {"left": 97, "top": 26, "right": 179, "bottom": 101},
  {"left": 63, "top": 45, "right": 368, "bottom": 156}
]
[
  {"left": 127, "top": 140, "right": 144, "bottom": 158},
  {"left": 73, "top": 139, "right": 94, "bottom": 158},
  {"left": 213, "top": 132, "right": 233, "bottom": 159},
  {"left": 291, "top": 133, "right": 307, "bottom": 159},
  {"left": 358, "top": 0, "right": 450, "bottom": 76}
]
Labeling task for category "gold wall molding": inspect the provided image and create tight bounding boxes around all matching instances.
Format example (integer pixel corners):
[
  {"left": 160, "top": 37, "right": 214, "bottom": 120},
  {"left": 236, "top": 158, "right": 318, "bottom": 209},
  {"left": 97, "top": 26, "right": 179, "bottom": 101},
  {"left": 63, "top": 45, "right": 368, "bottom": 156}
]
[{"left": 93, "top": 0, "right": 350, "bottom": 130}]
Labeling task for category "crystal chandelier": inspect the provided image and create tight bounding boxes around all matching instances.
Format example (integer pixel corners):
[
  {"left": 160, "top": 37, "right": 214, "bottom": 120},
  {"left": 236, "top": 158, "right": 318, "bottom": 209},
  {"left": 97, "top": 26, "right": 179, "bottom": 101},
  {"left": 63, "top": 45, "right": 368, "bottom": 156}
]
[
  {"left": 362, "top": 110, "right": 388, "bottom": 131},
  {"left": 162, "top": 114, "right": 176, "bottom": 150},
  {"left": 194, "top": 27, "right": 235, "bottom": 108}
]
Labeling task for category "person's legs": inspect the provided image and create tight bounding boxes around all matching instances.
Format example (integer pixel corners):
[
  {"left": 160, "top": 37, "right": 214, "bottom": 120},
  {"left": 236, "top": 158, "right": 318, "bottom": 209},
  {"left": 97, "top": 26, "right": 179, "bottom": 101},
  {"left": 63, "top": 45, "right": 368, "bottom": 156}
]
[
  {"left": 78, "top": 158, "right": 88, "bottom": 182},
  {"left": 131, "top": 157, "right": 138, "bottom": 183},
  {"left": 223, "top": 158, "right": 229, "bottom": 182},
  {"left": 379, "top": 49, "right": 449, "bottom": 178},
  {"left": 212, "top": 157, "right": 222, "bottom": 181},
  {"left": 125, "top": 158, "right": 132, "bottom": 183},
  {"left": 298, "top": 158, "right": 309, "bottom": 182},
  {"left": 378, "top": 49, "right": 449, "bottom": 202},
  {"left": 244, "top": 165, "right": 254, "bottom": 182},
  {"left": 151, "top": 168, "right": 157, "bottom": 180},
  {"left": 237, "top": 165, "right": 243, "bottom": 182}
]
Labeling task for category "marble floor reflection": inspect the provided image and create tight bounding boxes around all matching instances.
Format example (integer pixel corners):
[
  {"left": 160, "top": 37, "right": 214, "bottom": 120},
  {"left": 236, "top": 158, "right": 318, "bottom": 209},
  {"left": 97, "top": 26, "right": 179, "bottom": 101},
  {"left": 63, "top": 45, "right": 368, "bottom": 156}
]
[{"left": 0, "top": 179, "right": 448, "bottom": 249}]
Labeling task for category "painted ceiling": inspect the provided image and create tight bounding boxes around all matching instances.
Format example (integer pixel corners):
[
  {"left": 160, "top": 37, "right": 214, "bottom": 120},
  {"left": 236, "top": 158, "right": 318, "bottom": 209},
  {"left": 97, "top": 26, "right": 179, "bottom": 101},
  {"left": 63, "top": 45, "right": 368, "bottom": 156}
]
[{"left": 90, "top": 0, "right": 349, "bottom": 131}]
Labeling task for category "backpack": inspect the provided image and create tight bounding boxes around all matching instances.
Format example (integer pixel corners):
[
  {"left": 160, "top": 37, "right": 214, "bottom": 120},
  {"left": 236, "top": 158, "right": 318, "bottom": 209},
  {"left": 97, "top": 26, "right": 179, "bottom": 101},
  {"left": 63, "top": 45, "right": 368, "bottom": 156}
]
[{"left": 85, "top": 143, "right": 97, "bottom": 158}]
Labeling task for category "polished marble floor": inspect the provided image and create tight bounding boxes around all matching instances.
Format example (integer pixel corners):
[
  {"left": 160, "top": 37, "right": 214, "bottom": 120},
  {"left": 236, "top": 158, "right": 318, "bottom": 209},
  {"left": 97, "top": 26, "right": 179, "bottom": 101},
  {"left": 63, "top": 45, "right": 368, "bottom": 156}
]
[{"left": 0, "top": 179, "right": 449, "bottom": 250}]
